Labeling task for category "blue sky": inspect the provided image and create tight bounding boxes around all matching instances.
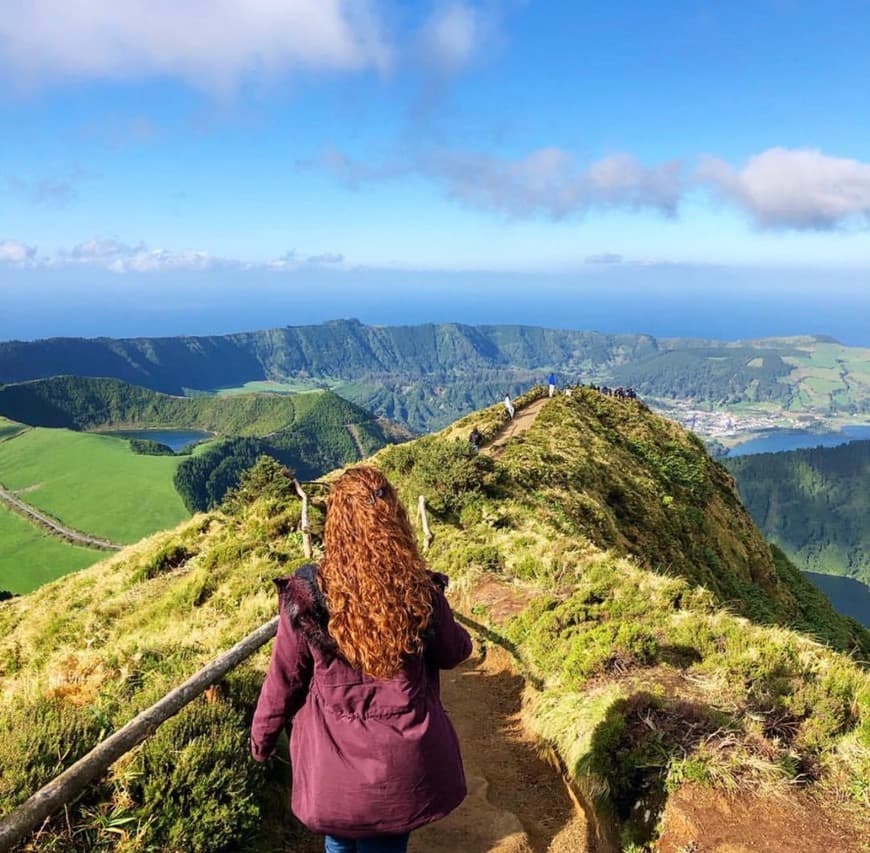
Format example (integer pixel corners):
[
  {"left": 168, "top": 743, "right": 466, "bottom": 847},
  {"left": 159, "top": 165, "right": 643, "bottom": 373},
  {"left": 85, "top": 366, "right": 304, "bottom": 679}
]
[{"left": 1, "top": 1, "right": 869, "bottom": 340}]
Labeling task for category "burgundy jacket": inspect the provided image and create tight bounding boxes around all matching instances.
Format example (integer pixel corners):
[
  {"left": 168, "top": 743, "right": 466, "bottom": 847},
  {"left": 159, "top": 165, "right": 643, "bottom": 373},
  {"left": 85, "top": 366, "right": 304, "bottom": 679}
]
[{"left": 250, "top": 564, "right": 472, "bottom": 838}]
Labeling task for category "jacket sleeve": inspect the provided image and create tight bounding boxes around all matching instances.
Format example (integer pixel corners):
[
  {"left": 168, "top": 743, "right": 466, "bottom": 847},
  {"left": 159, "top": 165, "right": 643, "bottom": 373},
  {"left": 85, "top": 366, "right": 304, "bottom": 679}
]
[
  {"left": 425, "top": 577, "right": 473, "bottom": 670},
  {"left": 250, "top": 606, "right": 313, "bottom": 762}
]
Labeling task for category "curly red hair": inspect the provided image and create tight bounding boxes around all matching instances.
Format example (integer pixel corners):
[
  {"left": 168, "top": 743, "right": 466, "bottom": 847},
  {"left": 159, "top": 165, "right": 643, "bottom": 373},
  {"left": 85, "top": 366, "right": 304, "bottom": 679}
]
[{"left": 319, "top": 465, "right": 433, "bottom": 679}]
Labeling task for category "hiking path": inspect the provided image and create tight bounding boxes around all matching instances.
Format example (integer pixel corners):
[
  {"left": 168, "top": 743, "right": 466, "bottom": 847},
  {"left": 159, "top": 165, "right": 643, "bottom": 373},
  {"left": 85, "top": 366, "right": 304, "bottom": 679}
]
[{"left": 484, "top": 397, "right": 549, "bottom": 459}]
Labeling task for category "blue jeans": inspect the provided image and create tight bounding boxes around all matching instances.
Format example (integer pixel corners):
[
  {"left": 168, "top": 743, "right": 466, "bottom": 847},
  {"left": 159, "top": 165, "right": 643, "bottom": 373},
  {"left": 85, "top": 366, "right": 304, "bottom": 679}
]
[{"left": 324, "top": 833, "right": 410, "bottom": 853}]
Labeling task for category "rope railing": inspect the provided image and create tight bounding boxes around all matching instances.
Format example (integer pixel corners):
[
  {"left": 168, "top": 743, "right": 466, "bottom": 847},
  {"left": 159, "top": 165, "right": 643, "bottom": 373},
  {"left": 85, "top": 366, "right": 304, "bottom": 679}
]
[{"left": 0, "top": 618, "right": 280, "bottom": 853}]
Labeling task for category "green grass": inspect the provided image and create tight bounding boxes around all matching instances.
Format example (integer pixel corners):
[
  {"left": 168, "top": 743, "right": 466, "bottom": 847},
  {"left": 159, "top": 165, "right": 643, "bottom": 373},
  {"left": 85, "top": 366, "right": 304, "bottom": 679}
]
[
  {"left": 0, "top": 417, "right": 25, "bottom": 442},
  {"left": 213, "top": 380, "right": 327, "bottom": 396},
  {"left": 0, "top": 504, "right": 102, "bottom": 593},
  {"left": 0, "top": 428, "right": 190, "bottom": 544}
]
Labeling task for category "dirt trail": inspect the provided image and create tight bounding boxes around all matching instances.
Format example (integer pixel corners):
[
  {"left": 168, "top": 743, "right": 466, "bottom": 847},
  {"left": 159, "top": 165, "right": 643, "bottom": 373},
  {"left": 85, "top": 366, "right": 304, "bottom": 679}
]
[
  {"left": 285, "top": 640, "right": 592, "bottom": 853},
  {"left": 0, "top": 485, "right": 120, "bottom": 551},
  {"left": 411, "top": 642, "right": 593, "bottom": 853},
  {"left": 484, "top": 398, "right": 549, "bottom": 459}
]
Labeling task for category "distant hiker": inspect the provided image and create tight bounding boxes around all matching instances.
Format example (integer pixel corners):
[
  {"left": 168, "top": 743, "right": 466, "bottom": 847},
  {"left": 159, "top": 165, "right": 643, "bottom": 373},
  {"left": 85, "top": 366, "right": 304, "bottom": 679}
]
[
  {"left": 469, "top": 426, "right": 482, "bottom": 452},
  {"left": 504, "top": 394, "right": 515, "bottom": 420},
  {"left": 251, "top": 466, "right": 472, "bottom": 853},
  {"left": 548, "top": 372, "right": 556, "bottom": 397}
]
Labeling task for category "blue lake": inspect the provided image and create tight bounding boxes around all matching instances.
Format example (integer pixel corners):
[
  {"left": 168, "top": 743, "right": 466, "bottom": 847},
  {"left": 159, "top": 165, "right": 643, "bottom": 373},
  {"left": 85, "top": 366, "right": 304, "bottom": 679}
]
[
  {"left": 108, "top": 429, "right": 213, "bottom": 452},
  {"left": 805, "top": 572, "right": 870, "bottom": 628},
  {"left": 727, "top": 425, "right": 870, "bottom": 457}
]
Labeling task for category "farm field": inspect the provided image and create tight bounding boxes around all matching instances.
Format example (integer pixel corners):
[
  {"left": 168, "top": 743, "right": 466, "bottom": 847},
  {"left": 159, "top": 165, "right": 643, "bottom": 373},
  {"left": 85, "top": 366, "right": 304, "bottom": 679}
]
[
  {"left": 0, "top": 428, "right": 191, "bottom": 544},
  {"left": 0, "top": 503, "right": 102, "bottom": 594}
]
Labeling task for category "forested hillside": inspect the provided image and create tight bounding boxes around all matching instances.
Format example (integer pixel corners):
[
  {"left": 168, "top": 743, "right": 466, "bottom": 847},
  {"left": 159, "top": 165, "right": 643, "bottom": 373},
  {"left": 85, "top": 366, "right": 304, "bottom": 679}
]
[
  {"left": 727, "top": 440, "right": 870, "bottom": 587},
  {"left": 1, "top": 390, "right": 867, "bottom": 852},
  {"left": 0, "top": 375, "right": 307, "bottom": 434},
  {"left": 2, "top": 321, "right": 867, "bottom": 432}
]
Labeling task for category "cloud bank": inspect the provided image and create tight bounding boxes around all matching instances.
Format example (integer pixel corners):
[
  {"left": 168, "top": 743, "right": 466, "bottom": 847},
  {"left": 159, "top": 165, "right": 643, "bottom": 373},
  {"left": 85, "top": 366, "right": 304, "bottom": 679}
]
[
  {"left": 321, "top": 142, "right": 870, "bottom": 230},
  {"left": 2, "top": 238, "right": 350, "bottom": 273},
  {"left": 699, "top": 147, "right": 870, "bottom": 230},
  {"left": 0, "top": 0, "right": 391, "bottom": 92}
]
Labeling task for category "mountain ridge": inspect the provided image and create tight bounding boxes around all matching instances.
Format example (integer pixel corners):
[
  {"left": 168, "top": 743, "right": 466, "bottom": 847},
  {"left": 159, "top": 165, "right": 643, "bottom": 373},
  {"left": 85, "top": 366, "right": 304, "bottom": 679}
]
[{"left": 3, "top": 319, "right": 867, "bottom": 434}]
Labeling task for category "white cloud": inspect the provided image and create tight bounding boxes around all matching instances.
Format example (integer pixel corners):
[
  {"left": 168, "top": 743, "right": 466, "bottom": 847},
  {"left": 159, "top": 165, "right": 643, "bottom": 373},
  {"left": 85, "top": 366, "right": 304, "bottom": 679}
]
[
  {"left": 419, "top": 2, "right": 479, "bottom": 76},
  {"left": 0, "top": 0, "right": 391, "bottom": 92},
  {"left": 0, "top": 239, "right": 37, "bottom": 264},
  {"left": 56, "top": 238, "right": 229, "bottom": 273},
  {"left": 699, "top": 147, "right": 870, "bottom": 230},
  {"left": 321, "top": 144, "right": 685, "bottom": 218},
  {"left": 426, "top": 147, "right": 685, "bottom": 218},
  {"left": 46, "top": 240, "right": 349, "bottom": 272}
]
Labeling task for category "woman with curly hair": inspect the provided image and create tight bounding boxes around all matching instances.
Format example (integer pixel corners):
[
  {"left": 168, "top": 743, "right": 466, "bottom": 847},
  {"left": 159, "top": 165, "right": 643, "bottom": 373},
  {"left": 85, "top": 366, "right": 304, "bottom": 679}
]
[{"left": 251, "top": 465, "right": 472, "bottom": 853}]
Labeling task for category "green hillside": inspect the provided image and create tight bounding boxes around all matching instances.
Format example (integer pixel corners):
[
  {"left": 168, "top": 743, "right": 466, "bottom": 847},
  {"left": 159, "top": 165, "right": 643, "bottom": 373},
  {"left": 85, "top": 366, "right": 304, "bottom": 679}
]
[
  {"left": 0, "top": 504, "right": 101, "bottom": 594},
  {"left": 0, "top": 375, "right": 317, "bottom": 435},
  {"left": 2, "top": 322, "right": 867, "bottom": 433},
  {"left": 726, "top": 440, "right": 870, "bottom": 588},
  {"left": 1, "top": 391, "right": 867, "bottom": 851},
  {"left": 0, "top": 428, "right": 191, "bottom": 542}
]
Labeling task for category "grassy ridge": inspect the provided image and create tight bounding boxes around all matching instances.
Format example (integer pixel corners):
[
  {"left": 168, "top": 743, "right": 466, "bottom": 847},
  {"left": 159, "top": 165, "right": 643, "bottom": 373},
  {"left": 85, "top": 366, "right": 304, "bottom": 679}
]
[
  {"left": 0, "top": 428, "right": 190, "bottom": 543},
  {"left": 1, "top": 392, "right": 867, "bottom": 851},
  {"left": 0, "top": 504, "right": 102, "bottom": 594}
]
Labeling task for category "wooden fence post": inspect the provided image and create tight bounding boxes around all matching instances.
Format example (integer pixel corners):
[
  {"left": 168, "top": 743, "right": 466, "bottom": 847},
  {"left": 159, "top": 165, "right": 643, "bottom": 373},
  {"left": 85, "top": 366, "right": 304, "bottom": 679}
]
[
  {"left": 293, "top": 479, "right": 312, "bottom": 559},
  {"left": 417, "top": 495, "right": 433, "bottom": 551}
]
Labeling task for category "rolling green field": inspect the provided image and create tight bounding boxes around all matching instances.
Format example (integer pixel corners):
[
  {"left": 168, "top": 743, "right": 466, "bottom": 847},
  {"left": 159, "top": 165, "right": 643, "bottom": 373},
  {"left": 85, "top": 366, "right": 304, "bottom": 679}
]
[
  {"left": 0, "top": 428, "right": 191, "bottom": 544},
  {"left": 0, "top": 504, "right": 102, "bottom": 594}
]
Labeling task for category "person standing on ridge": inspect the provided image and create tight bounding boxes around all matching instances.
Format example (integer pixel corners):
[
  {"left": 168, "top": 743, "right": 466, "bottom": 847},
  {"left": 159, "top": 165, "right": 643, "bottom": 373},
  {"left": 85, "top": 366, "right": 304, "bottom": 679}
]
[
  {"left": 547, "top": 372, "right": 556, "bottom": 397},
  {"left": 504, "top": 393, "right": 515, "bottom": 420},
  {"left": 251, "top": 465, "right": 472, "bottom": 853}
]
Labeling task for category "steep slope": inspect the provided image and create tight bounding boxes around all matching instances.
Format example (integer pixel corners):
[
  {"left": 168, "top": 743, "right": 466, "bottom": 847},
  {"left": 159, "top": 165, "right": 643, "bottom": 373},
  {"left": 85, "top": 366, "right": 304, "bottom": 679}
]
[
  {"left": 726, "top": 440, "right": 870, "bottom": 588},
  {"left": 0, "top": 393, "right": 867, "bottom": 852}
]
